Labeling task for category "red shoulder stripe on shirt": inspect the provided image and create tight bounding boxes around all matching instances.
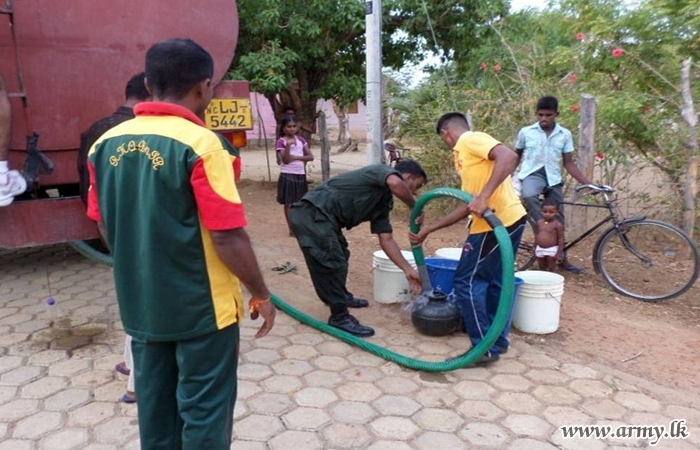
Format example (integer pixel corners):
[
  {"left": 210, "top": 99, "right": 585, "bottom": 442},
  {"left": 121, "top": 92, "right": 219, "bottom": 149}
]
[
  {"left": 86, "top": 161, "right": 103, "bottom": 223},
  {"left": 190, "top": 159, "right": 247, "bottom": 230}
]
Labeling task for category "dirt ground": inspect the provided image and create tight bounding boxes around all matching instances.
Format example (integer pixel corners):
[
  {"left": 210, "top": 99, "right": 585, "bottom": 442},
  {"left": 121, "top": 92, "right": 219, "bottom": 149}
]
[{"left": 238, "top": 174, "right": 700, "bottom": 396}]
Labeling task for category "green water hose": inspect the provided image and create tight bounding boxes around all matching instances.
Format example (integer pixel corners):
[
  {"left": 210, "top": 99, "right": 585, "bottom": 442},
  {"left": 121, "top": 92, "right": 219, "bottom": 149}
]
[{"left": 72, "top": 187, "right": 515, "bottom": 372}]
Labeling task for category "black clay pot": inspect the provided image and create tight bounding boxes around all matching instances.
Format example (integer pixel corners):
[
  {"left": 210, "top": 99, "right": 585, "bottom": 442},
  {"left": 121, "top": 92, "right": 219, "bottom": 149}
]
[{"left": 411, "top": 290, "right": 461, "bottom": 336}]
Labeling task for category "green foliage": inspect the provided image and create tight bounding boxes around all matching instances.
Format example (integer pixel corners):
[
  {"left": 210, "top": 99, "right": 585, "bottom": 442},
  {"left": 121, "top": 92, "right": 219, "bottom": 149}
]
[{"left": 392, "top": 0, "right": 699, "bottom": 226}]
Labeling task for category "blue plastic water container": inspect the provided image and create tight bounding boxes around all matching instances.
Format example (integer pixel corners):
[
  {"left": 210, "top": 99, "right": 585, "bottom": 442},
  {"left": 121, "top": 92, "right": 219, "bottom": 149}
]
[{"left": 425, "top": 258, "right": 459, "bottom": 293}]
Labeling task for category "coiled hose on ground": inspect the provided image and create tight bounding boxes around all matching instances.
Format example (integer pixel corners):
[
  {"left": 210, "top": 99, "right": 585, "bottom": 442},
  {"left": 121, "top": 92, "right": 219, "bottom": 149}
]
[{"left": 71, "top": 187, "right": 515, "bottom": 372}]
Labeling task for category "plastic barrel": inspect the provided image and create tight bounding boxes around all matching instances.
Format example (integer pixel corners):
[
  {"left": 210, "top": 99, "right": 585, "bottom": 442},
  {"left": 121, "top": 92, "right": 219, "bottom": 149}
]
[
  {"left": 373, "top": 250, "right": 416, "bottom": 304},
  {"left": 512, "top": 271, "right": 565, "bottom": 334},
  {"left": 425, "top": 258, "right": 459, "bottom": 293},
  {"left": 435, "top": 247, "right": 463, "bottom": 261}
]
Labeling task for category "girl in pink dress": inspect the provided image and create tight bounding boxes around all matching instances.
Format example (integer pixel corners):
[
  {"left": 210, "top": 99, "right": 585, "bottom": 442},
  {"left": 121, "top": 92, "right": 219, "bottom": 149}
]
[{"left": 276, "top": 116, "right": 314, "bottom": 236}]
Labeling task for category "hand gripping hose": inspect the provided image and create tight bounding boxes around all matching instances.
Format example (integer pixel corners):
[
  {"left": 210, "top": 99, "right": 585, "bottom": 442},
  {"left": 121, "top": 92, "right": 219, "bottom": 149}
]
[{"left": 72, "top": 188, "right": 515, "bottom": 372}]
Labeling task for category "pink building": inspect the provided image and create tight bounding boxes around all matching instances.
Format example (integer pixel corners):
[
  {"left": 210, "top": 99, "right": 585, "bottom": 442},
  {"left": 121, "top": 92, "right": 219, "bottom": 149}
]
[{"left": 246, "top": 94, "right": 367, "bottom": 141}]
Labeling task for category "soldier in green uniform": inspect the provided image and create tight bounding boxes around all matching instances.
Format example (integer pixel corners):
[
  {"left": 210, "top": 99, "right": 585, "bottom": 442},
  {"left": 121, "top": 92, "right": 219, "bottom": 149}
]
[{"left": 289, "top": 160, "right": 426, "bottom": 337}]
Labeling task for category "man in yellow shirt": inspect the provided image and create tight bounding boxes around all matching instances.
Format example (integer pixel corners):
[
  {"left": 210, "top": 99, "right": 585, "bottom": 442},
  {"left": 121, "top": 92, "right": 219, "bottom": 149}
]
[{"left": 410, "top": 112, "right": 526, "bottom": 363}]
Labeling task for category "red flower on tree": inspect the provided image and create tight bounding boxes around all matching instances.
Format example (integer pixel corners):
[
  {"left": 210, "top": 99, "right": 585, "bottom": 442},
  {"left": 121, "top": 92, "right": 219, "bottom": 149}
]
[
  {"left": 479, "top": 62, "right": 488, "bottom": 70},
  {"left": 642, "top": 106, "right": 651, "bottom": 113},
  {"left": 576, "top": 32, "right": 584, "bottom": 40},
  {"left": 612, "top": 48, "right": 624, "bottom": 58},
  {"left": 569, "top": 74, "right": 577, "bottom": 83},
  {"left": 494, "top": 64, "right": 502, "bottom": 72},
  {"left": 571, "top": 104, "right": 579, "bottom": 112},
  {"left": 595, "top": 153, "right": 605, "bottom": 161}
]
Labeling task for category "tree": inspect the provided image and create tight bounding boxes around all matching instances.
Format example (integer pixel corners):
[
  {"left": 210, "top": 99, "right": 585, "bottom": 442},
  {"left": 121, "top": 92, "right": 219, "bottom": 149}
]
[{"left": 230, "top": 0, "right": 507, "bottom": 138}]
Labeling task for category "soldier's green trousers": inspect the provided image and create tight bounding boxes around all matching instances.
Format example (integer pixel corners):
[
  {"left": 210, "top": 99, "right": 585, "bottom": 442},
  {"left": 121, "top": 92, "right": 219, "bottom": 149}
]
[
  {"left": 289, "top": 201, "right": 354, "bottom": 310},
  {"left": 131, "top": 324, "right": 239, "bottom": 450}
]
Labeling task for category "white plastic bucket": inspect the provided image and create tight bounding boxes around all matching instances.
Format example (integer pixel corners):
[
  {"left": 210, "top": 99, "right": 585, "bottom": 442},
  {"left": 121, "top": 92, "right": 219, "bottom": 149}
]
[
  {"left": 512, "top": 270, "right": 565, "bottom": 334},
  {"left": 435, "top": 247, "right": 463, "bottom": 261},
  {"left": 373, "top": 250, "right": 416, "bottom": 304}
]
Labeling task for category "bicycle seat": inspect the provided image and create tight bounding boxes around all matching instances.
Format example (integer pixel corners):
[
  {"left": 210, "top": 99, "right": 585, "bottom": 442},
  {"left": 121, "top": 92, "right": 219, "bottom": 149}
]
[{"left": 575, "top": 184, "right": 615, "bottom": 194}]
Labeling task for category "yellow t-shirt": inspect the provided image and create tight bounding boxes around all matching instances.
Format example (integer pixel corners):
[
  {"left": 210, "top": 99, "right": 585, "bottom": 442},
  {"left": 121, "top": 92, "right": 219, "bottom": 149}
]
[{"left": 453, "top": 131, "right": 526, "bottom": 234}]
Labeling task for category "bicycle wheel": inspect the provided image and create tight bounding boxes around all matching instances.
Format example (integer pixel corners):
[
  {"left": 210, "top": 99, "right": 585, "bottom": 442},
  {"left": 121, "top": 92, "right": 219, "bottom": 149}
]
[
  {"left": 516, "top": 216, "right": 538, "bottom": 271},
  {"left": 594, "top": 220, "right": 700, "bottom": 301}
]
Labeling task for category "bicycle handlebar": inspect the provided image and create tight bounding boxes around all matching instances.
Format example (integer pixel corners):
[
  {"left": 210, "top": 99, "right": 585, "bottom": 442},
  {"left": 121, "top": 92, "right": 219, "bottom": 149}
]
[{"left": 575, "top": 184, "right": 615, "bottom": 194}]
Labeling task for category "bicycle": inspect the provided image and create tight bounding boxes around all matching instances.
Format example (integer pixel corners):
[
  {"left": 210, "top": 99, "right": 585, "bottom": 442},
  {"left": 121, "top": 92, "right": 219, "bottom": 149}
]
[{"left": 516, "top": 184, "right": 699, "bottom": 302}]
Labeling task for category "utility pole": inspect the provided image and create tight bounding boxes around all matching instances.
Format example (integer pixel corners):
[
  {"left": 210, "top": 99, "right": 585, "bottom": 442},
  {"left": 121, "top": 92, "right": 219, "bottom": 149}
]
[{"left": 366, "top": 0, "right": 385, "bottom": 165}]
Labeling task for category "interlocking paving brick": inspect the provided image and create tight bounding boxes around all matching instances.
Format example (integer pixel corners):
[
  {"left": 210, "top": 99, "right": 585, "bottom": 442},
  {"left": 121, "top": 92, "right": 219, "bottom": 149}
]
[
  {"left": 415, "top": 387, "right": 460, "bottom": 407},
  {"left": 93, "top": 417, "right": 139, "bottom": 445},
  {"left": 269, "top": 430, "right": 322, "bottom": 450},
  {"left": 454, "top": 380, "right": 497, "bottom": 400},
  {"left": 0, "top": 313, "right": 32, "bottom": 325},
  {"left": 295, "top": 387, "right": 338, "bottom": 407},
  {"left": 93, "top": 380, "right": 128, "bottom": 402},
  {"left": 238, "top": 363, "right": 274, "bottom": 381},
  {"left": 271, "top": 359, "right": 314, "bottom": 376},
  {"left": 582, "top": 398, "right": 628, "bottom": 420},
  {"left": 288, "top": 332, "right": 324, "bottom": 344},
  {"left": 48, "top": 358, "right": 90, "bottom": 377},
  {"left": 27, "top": 350, "right": 68, "bottom": 366},
  {"left": 413, "top": 431, "right": 466, "bottom": 450},
  {"left": 550, "top": 431, "right": 606, "bottom": 450},
  {"left": 244, "top": 349, "right": 282, "bottom": 365},
  {"left": 495, "top": 392, "right": 543, "bottom": 414},
  {"left": 69, "top": 402, "right": 116, "bottom": 426},
  {"left": 665, "top": 404, "right": 700, "bottom": 427},
  {"left": 253, "top": 335, "right": 289, "bottom": 349},
  {"left": 414, "top": 407, "right": 464, "bottom": 432},
  {"left": 316, "top": 341, "right": 353, "bottom": 356},
  {"left": 367, "top": 441, "right": 413, "bottom": 450},
  {"left": 237, "top": 380, "right": 262, "bottom": 400},
  {"left": 492, "top": 360, "right": 528, "bottom": 374},
  {"left": 518, "top": 353, "right": 559, "bottom": 369},
  {"left": 375, "top": 376, "right": 419, "bottom": 395},
  {"left": 508, "top": 438, "right": 559, "bottom": 450},
  {"left": 373, "top": 395, "right": 422, "bottom": 416},
  {"left": 0, "top": 399, "right": 38, "bottom": 421},
  {"left": 331, "top": 401, "right": 377, "bottom": 423},
  {"left": 532, "top": 385, "right": 582, "bottom": 405},
  {"left": 0, "top": 365, "right": 42, "bottom": 386},
  {"left": 0, "top": 385, "right": 16, "bottom": 403},
  {"left": 21, "top": 376, "right": 67, "bottom": 398},
  {"left": 261, "top": 375, "right": 303, "bottom": 394},
  {"left": 281, "top": 345, "right": 319, "bottom": 360},
  {"left": 613, "top": 391, "right": 661, "bottom": 412},
  {"left": 0, "top": 422, "right": 6, "bottom": 439},
  {"left": 560, "top": 364, "right": 599, "bottom": 379},
  {"left": 0, "top": 439, "right": 32, "bottom": 450},
  {"left": 313, "top": 355, "right": 350, "bottom": 372},
  {"left": 13, "top": 411, "right": 63, "bottom": 439},
  {"left": 460, "top": 422, "right": 510, "bottom": 447},
  {"left": 39, "top": 428, "right": 89, "bottom": 450},
  {"left": 283, "top": 407, "right": 331, "bottom": 430},
  {"left": 490, "top": 374, "right": 533, "bottom": 392},
  {"left": 371, "top": 416, "right": 422, "bottom": 442},
  {"left": 0, "top": 355, "right": 23, "bottom": 374},
  {"left": 337, "top": 382, "right": 382, "bottom": 402},
  {"left": 341, "top": 366, "right": 384, "bottom": 382},
  {"left": 542, "top": 406, "right": 594, "bottom": 427},
  {"left": 322, "top": 423, "right": 371, "bottom": 449},
  {"left": 44, "top": 388, "right": 91, "bottom": 411},
  {"left": 303, "top": 370, "right": 344, "bottom": 388},
  {"left": 525, "top": 369, "right": 571, "bottom": 384},
  {"left": 569, "top": 379, "right": 614, "bottom": 398},
  {"left": 248, "top": 392, "right": 293, "bottom": 415},
  {"left": 457, "top": 400, "right": 505, "bottom": 421},
  {"left": 503, "top": 413, "right": 552, "bottom": 437}
]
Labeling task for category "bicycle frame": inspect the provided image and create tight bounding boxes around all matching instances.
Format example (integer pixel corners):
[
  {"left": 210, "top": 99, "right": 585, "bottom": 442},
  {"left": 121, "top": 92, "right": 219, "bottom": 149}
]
[{"left": 559, "top": 200, "right": 616, "bottom": 252}]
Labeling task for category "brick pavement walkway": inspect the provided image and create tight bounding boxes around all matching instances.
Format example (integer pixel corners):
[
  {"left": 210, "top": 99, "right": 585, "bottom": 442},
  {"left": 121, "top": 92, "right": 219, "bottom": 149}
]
[{"left": 1, "top": 245, "right": 699, "bottom": 449}]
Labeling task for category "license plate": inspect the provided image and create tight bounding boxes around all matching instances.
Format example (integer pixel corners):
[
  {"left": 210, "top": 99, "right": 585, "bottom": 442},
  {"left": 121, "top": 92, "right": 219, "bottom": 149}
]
[{"left": 205, "top": 98, "right": 253, "bottom": 130}]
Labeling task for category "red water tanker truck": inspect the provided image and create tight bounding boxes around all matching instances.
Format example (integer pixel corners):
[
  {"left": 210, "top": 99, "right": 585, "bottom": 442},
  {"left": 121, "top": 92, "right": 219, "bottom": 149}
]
[{"left": 0, "top": 0, "right": 252, "bottom": 249}]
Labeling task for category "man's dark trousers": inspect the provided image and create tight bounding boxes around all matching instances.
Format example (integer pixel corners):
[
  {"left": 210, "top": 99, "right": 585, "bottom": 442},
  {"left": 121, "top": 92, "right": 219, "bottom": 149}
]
[
  {"left": 453, "top": 219, "right": 525, "bottom": 357},
  {"left": 132, "top": 324, "right": 239, "bottom": 450},
  {"left": 289, "top": 201, "right": 353, "bottom": 312}
]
